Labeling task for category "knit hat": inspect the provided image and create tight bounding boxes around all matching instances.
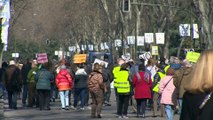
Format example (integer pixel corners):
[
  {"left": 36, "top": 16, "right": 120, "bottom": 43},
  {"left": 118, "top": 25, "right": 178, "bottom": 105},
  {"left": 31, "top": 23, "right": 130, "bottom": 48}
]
[
  {"left": 182, "top": 59, "right": 192, "bottom": 67},
  {"left": 60, "top": 65, "right": 66, "bottom": 69}
]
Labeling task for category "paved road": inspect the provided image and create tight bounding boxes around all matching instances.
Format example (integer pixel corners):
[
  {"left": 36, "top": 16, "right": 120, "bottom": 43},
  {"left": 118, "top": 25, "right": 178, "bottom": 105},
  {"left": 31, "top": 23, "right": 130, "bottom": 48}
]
[{"left": 2, "top": 90, "right": 180, "bottom": 120}]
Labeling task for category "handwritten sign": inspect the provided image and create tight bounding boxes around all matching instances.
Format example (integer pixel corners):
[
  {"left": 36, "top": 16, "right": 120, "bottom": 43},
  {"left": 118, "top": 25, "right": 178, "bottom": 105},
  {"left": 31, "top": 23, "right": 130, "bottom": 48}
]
[
  {"left": 186, "top": 52, "right": 200, "bottom": 63},
  {"left": 73, "top": 54, "right": 87, "bottom": 63},
  {"left": 36, "top": 53, "right": 48, "bottom": 63},
  {"left": 94, "top": 58, "right": 108, "bottom": 68}
]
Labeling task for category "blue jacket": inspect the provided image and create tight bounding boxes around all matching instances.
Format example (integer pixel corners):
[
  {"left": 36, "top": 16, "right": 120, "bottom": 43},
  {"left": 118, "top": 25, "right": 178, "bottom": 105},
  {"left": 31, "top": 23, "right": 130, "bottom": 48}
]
[{"left": 36, "top": 68, "right": 53, "bottom": 90}]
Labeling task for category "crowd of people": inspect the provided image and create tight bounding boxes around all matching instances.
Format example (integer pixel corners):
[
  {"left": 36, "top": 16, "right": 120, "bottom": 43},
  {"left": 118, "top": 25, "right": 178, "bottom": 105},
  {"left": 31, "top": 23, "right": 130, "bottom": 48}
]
[{"left": 0, "top": 49, "right": 213, "bottom": 120}]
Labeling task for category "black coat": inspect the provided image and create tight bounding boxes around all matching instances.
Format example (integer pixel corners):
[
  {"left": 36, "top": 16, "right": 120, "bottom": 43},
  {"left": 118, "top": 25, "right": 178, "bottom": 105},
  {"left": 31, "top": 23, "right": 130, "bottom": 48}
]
[{"left": 180, "top": 91, "right": 213, "bottom": 120}]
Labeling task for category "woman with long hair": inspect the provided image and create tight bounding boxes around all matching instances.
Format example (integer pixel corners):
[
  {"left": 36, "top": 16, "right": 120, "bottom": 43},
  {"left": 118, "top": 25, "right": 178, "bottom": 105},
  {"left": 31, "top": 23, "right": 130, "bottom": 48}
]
[
  {"left": 180, "top": 49, "right": 213, "bottom": 120},
  {"left": 132, "top": 64, "right": 152, "bottom": 118},
  {"left": 159, "top": 67, "right": 176, "bottom": 120}
]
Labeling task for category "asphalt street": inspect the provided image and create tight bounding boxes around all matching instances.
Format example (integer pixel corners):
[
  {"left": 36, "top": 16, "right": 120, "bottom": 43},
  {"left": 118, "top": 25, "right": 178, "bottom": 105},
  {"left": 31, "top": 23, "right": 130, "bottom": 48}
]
[{"left": 2, "top": 90, "right": 180, "bottom": 120}]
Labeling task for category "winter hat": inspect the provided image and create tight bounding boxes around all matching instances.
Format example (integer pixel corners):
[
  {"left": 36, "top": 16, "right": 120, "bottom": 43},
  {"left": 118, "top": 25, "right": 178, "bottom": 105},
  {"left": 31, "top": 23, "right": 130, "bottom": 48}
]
[
  {"left": 9, "top": 60, "right": 16, "bottom": 65},
  {"left": 182, "top": 59, "right": 192, "bottom": 67},
  {"left": 60, "top": 65, "right": 66, "bottom": 69}
]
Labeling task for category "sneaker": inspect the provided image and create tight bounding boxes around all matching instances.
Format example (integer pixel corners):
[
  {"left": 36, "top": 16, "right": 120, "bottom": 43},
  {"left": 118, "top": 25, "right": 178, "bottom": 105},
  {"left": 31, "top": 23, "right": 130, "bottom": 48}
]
[
  {"left": 97, "top": 114, "right": 102, "bottom": 118},
  {"left": 80, "top": 107, "right": 85, "bottom": 110},
  {"left": 87, "top": 106, "right": 91, "bottom": 110},
  {"left": 123, "top": 116, "right": 129, "bottom": 119},
  {"left": 65, "top": 106, "right": 69, "bottom": 110},
  {"left": 71, "top": 106, "right": 77, "bottom": 110},
  {"left": 118, "top": 116, "right": 122, "bottom": 119}
]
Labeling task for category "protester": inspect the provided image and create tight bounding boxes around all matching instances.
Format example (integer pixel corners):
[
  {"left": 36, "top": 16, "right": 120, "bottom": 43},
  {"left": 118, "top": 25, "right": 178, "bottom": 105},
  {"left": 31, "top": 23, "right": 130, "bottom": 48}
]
[
  {"left": 132, "top": 64, "right": 152, "bottom": 118},
  {"left": 116, "top": 63, "right": 131, "bottom": 119},
  {"left": 56, "top": 65, "right": 73, "bottom": 110},
  {"left": 159, "top": 67, "right": 177, "bottom": 120},
  {"left": 173, "top": 59, "right": 193, "bottom": 115},
  {"left": 27, "top": 60, "right": 38, "bottom": 107},
  {"left": 180, "top": 49, "right": 213, "bottom": 120},
  {"left": 5, "top": 60, "right": 22, "bottom": 109},
  {"left": 21, "top": 59, "right": 31, "bottom": 107},
  {"left": 73, "top": 64, "right": 88, "bottom": 110},
  {"left": 101, "top": 63, "right": 113, "bottom": 106},
  {"left": 152, "top": 64, "right": 168, "bottom": 117},
  {"left": 36, "top": 63, "right": 54, "bottom": 110},
  {"left": 88, "top": 63, "right": 104, "bottom": 118},
  {"left": 112, "top": 58, "right": 125, "bottom": 114}
]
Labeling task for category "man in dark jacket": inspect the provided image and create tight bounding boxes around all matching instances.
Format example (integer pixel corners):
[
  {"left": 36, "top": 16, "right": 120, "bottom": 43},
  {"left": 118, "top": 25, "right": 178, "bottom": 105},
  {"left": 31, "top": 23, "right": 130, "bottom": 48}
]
[
  {"left": 102, "top": 63, "right": 113, "bottom": 106},
  {"left": 5, "top": 61, "right": 22, "bottom": 109},
  {"left": 73, "top": 64, "right": 88, "bottom": 110},
  {"left": 21, "top": 59, "right": 31, "bottom": 107}
]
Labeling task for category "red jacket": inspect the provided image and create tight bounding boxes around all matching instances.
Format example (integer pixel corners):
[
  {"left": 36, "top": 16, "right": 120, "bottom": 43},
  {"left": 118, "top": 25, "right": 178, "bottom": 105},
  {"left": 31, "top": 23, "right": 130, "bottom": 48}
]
[
  {"left": 132, "top": 71, "right": 152, "bottom": 99},
  {"left": 56, "top": 69, "right": 73, "bottom": 91}
]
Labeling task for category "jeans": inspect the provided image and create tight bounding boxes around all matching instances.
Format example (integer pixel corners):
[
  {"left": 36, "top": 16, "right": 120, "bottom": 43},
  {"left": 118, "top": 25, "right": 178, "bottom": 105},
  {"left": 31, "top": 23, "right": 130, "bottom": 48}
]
[
  {"left": 165, "top": 104, "right": 174, "bottom": 120},
  {"left": 136, "top": 98, "right": 147, "bottom": 116},
  {"left": 8, "top": 91, "right": 18, "bottom": 109},
  {"left": 74, "top": 88, "right": 86, "bottom": 108},
  {"left": 178, "top": 98, "right": 182, "bottom": 114},
  {"left": 59, "top": 90, "right": 69, "bottom": 108},
  {"left": 22, "top": 84, "right": 28, "bottom": 105}
]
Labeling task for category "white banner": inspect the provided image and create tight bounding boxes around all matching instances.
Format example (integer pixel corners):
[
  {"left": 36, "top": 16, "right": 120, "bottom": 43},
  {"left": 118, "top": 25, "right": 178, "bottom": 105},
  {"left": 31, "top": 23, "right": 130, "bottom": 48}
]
[
  {"left": 144, "top": 33, "right": 154, "bottom": 43},
  {"left": 88, "top": 44, "right": 94, "bottom": 51},
  {"left": 156, "top": 33, "right": 165, "bottom": 44},
  {"left": 127, "top": 36, "right": 135, "bottom": 45},
  {"left": 12, "top": 53, "right": 19, "bottom": 58},
  {"left": 179, "top": 24, "right": 190, "bottom": 37},
  {"left": 137, "top": 36, "right": 144, "bottom": 46},
  {"left": 114, "top": 39, "right": 122, "bottom": 47},
  {"left": 193, "top": 24, "right": 199, "bottom": 39},
  {"left": 68, "top": 46, "right": 76, "bottom": 52},
  {"left": 81, "top": 45, "right": 87, "bottom": 51}
]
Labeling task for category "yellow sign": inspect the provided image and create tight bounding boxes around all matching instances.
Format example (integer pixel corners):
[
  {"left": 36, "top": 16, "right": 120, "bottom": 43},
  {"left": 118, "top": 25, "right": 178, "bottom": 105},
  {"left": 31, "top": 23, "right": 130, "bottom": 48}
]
[
  {"left": 152, "top": 46, "right": 158, "bottom": 55},
  {"left": 73, "top": 54, "right": 87, "bottom": 63},
  {"left": 186, "top": 52, "right": 200, "bottom": 63}
]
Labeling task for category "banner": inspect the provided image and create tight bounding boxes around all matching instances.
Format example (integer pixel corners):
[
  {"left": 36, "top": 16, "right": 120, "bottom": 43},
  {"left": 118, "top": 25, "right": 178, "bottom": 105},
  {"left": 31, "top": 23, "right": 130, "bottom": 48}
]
[
  {"left": 193, "top": 24, "right": 199, "bottom": 39},
  {"left": 137, "top": 36, "right": 144, "bottom": 46},
  {"left": 156, "top": 33, "right": 165, "bottom": 44},
  {"left": 73, "top": 54, "right": 87, "bottom": 63},
  {"left": 186, "top": 52, "right": 200, "bottom": 63},
  {"left": 152, "top": 46, "right": 158, "bottom": 55},
  {"left": 144, "top": 33, "right": 154, "bottom": 43},
  {"left": 114, "top": 39, "right": 122, "bottom": 47},
  {"left": 94, "top": 58, "right": 108, "bottom": 68},
  {"left": 179, "top": 24, "right": 190, "bottom": 37},
  {"left": 127, "top": 36, "right": 135, "bottom": 45},
  {"left": 36, "top": 53, "right": 48, "bottom": 63}
]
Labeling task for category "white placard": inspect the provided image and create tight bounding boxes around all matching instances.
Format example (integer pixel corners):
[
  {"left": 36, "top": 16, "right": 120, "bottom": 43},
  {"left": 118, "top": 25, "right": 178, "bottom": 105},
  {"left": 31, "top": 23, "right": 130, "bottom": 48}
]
[
  {"left": 104, "top": 42, "right": 110, "bottom": 50},
  {"left": 179, "top": 24, "right": 190, "bottom": 37},
  {"left": 68, "top": 46, "right": 76, "bottom": 52},
  {"left": 144, "top": 33, "right": 154, "bottom": 43},
  {"left": 193, "top": 24, "right": 199, "bottom": 39},
  {"left": 127, "top": 36, "right": 135, "bottom": 45},
  {"left": 114, "top": 39, "right": 122, "bottom": 47},
  {"left": 94, "top": 58, "right": 108, "bottom": 68},
  {"left": 54, "top": 51, "right": 59, "bottom": 55},
  {"left": 88, "top": 44, "right": 94, "bottom": 51},
  {"left": 156, "top": 33, "right": 165, "bottom": 44},
  {"left": 12, "top": 53, "right": 19, "bottom": 58},
  {"left": 137, "top": 36, "right": 144, "bottom": 46},
  {"left": 81, "top": 45, "right": 87, "bottom": 51},
  {"left": 100, "top": 43, "right": 105, "bottom": 50}
]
